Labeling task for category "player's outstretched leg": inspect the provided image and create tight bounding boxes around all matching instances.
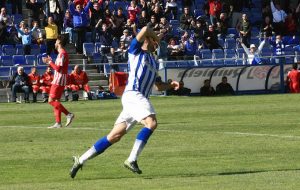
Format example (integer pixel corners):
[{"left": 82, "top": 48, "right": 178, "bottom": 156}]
[
  {"left": 124, "top": 127, "right": 154, "bottom": 174},
  {"left": 69, "top": 136, "right": 112, "bottom": 178}
]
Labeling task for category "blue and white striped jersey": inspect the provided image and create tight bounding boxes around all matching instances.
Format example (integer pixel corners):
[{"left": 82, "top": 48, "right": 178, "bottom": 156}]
[{"left": 124, "top": 38, "right": 159, "bottom": 98}]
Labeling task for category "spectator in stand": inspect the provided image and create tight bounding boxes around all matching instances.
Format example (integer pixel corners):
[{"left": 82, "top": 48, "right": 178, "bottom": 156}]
[
  {"left": 239, "top": 38, "right": 266, "bottom": 65},
  {"left": 0, "top": 7, "right": 11, "bottom": 24},
  {"left": 40, "top": 66, "right": 53, "bottom": 102},
  {"left": 46, "top": 0, "right": 63, "bottom": 33},
  {"left": 127, "top": 0, "right": 141, "bottom": 23},
  {"left": 183, "top": 35, "right": 198, "bottom": 60},
  {"left": 114, "top": 41, "right": 128, "bottom": 62},
  {"left": 216, "top": 76, "right": 235, "bottom": 95},
  {"left": 65, "top": 65, "right": 92, "bottom": 101},
  {"left": 285, "top": 12, "right": 297, "bottom": 36},
  {"left": 200, "top": 79, "right": 215, "bottom": 96},
  {"left": 229, "top": 0, "right": 244, "bottom": 27},
  {"left": 10, "top": 66, "right": 30, "bottom": 103},
  {"left": 98, "top": 23, "right": 115, "bottom": 55},
  {"left": 89, "top": 2, "right": 103, "bottom": 43},
  {"left": 286, "top": 63, "right": 300, "bottom": 93},
  {"left": 15, "top": 22, "right": 37, "bottom": 55},
  {"left": 147, "top": 16, "right": 159, "bottom": 33},
  {"left": 137, "top": 10, "right": 149, "bottom": 29},
  {"left": 216, "top": 13, "right": 228, "bottom": 39},
  {"left": 193, "top": 19, "right": 206, "bottom": 43},
  {"left": 26, "top": 0, "right": 45, "bottom": 28},
  {"left": 120, "top": 29, "right": 133, "bottom": 48},
  {"left": 181, "top": 30, "right": 189, "bottom": 44},
  {"left": 32, "top": 21, "right": 44, "bottom": 45},
  {"left": 28, "top": 67, "right": 41, "bottom": 102},
  {"left": 110, "top": 7, "right": 127, "bottom": 39},
  {"left": 44, "top": 16, "right": 58, "bottom": 55},
  {"left": 0, "top": 19, "right": 9, "bottom": 45},
  {"left": 269, "top": 35, "right": 297, "bottom": 64},
  {"left": 157, "top": 17, "right": 170, "bottom": 36},
  {"left": 123, "top": 18, "right": 137, "bottom": 37},
  {"left": 139, "top": 0, "right": 149, "bottom": 15},
  {"left": 270, "top": 0, "right": 287, "bottom": 35},
  {"left": 150, "top": 4, "right": 164, "bottom": 22},
  {"left": 180, "top": 7, "right": 193, "bottom": 30},
  {"left": 208, "top": 0, "right": 222, "bottom": 25},
  {"left": 11, "top": 0, "right": 23, "bottom": 15},
  {"left": 203, "top": 25, "right": 223, "bottom": 50},
  {"left": 165, "top": 0, "right": 178, "bottom": 19},
  {"left": 261, "top": 16, "right": 274, "bottom": 37},
  {"left": 103, "top": 8, "right": 113, "bottom": 29},
  {"left": 236, "top": 14, "right": 251, "bottom": 48},
  {"left": 63, "top": 10, "right": 74, "bottom": 44},
  {"left": 69, "top": 0, "right": 92, "bottom": 54},
  {"left": 167, "top": 38, "right": 184, "bottom": 60}
]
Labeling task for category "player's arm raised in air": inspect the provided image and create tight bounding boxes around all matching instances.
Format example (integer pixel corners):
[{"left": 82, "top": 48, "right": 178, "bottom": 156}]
[{"left": 136, "top": 25, "right": 160, "bottom": 43}]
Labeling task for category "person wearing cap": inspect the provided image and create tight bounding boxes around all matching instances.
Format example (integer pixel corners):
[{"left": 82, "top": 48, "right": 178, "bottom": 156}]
[{"left": 239, "top": 38, "right": 265, "bottom": 65}]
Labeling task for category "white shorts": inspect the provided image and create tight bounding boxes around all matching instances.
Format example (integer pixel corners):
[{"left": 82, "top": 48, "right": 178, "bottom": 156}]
[{"left": 115, "top": 91, "right": 156, "bottom": 131}]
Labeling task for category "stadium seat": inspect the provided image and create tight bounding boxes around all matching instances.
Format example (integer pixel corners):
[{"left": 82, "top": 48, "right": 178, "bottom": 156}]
[
  {"left": 218, "top": 38, "right": 224, "bottom": 48},
  {"left": 165, "top": 61, "right": 178, "bottom": 67},
  {"left": 226, "top": 28, "right": 237, "bottom": 38},
  {"left": 236, "top": 48, "right": 245, "bottom": 58},
  {"left": 40, "top": 44, "right": 47, "bottom": 54},
  {"left": 13, "top": 55, "right": 26, "bottom": 65},
  {"left": 236, "top": 59, "right": 245, "bottom": 65},
  {"left": 25, "top": 55, "right": 37, "bottom": 65},
  {"left": 83, "top": 43, "right": 95, "bottom": 57},
  {"left": 224, "top": 59, "right": 236, "bottom": 66},
  {"left": 2, "top": 45, "right": 16, "bottom": 56},
  {"left": 15, "top": 44, "right": 24, "bottom": 55},
  {"left": 1, "top": 55, "right": 13, "bottom": 66},
  {"left": 31, "top": 44, "right": 40, "bottom": 55},
  {"left": 212, "top": 59, "right": 224, "bottom": 66},
  {"left": 194, "top": 9, "right": 204, "bottom": 17},
  {"left": 224, "top": 38, "right": 236, "bottom": 49},
  {"left": 212, "top": 49, "right": 224, "bottom": 59},
  {"left": 85, "top": 32, "right": 92, "bottom": 43},
  {"left": 0, "top": 67, "right": 11, "bottom": 80},
  {"left": 251, "top": 27, "right": 260, "bottom": 38},
  {"left": 224, "top": 49, "right": 236, "bottom": 59},
  {"left": 12, "top": 14, "right": 23, "bottom": 25},
  {"left": 200, "top": 49, "right": 212, "bottom": 59},
  {"left": 250, "top": 38, "right": 260, "bottom": 46},
  {"left": 200, "top": 59, "right": 212, "bottom": 66},
  {"left": 177, "top": 61, "right": 190, "bottom": 67}
]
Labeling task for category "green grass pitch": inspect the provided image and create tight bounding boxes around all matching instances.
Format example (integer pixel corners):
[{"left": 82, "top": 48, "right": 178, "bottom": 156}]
[{"left": 1, "top": 94, "right": 300, "bottom": 190}]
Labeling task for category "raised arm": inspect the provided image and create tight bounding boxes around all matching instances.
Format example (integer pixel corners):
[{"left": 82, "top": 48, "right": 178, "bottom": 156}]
[{"left": 136, "top": 25, "right": 160, "bottom": 43}]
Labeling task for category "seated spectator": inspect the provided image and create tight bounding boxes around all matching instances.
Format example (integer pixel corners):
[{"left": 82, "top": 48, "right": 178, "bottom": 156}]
[
  {"left": 123, "top": 19, "right": 137, "bottom": 37},
  {"left": 167, "top": 38, "right": 184, "bottom": 60},
  {"left": 40, "top": 66, "right": 53, "bottom": 103},
  {"left": 183, "top": 36, "right": 198, "bottom": 60},
  {"left": 63, "top": 9, "right": 74, "bottom": 44},
  {"left": 114, "top": 41, "right": 128, "bottom": 62},
  {"left": 166, "top": 80, "right": 191, "bottom": 96},
  {"left": 44, "top": 16, "right": 58, "bottom": 55},
  {"left": 216, "top": 13, "right": 228, "bottom": 39},
  {"left": 28, "top": 67, "right": 40, "bottom": 102},
  {"left": 127, "top": 0, "right": 141, "bottom": 23},
  {"left": 32, "top": 21, "right": 44, "bottom": 45},
  {"left": 200, "top": 79, "right": 215, "bottom": 96},
  {"left": 286, "top": 63, "right": 300, "bottom": 93},
  {"left": 165, "top": 0, "right": 178, "bottom": 19},
  {"left": 269, "top": 35, "right": 297, "bottom": 63},
  {"left": 15, "top": 23, "right": 37, "bottom": 55},
  {"left": 0, "top": 7, "right": 11, "bottom": 24},
  {"left": 137, "top": 10, "right": 149, "bottom": 29},
  {"left": 203, "top": 25, "right": 223, "bottom": 50},
  {"left": 10, "top": 66, "right": 30, "bottom": 103},
  {"left": 65, "top": 65, "right": 92, "bottom": 101},
  {"left": 120, "top": 29, "right": 133, "bottom": 48},
  {"left": 157, "top": 17, "right": 170, "bottom": 36},
  {"left": 180, "top": 7, "right": 193, "bottom": 30},
  {"left": 239, "top": 38, "right": 266, "bottom": 65},
  {"left": 216, "top": 76, "right": 235, "bottom": 95}
]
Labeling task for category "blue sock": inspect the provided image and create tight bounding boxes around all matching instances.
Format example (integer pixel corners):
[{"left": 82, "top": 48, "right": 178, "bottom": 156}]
[
  {"left": 137, "top": 127, "right": 153, "bottom": 143},
  {"left": 93, "top": 136, "right": 112, "bottom": 154}
]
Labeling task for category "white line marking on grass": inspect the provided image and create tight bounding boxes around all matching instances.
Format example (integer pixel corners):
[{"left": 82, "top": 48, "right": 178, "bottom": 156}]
[{"left": 223, "top": 132, "right": 300, "bottom": 139}]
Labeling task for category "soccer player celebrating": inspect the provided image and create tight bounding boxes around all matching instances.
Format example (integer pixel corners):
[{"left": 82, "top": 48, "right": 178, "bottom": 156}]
[
  {"left": 70, "top": 25, "right": 179, "bottom": 178},
  {"left": 42, "top": 35, "right": 74, "bottom": 129}
]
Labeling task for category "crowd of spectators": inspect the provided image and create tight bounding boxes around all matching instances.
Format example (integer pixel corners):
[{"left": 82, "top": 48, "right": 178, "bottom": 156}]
[{"left": 0, "top": 0, "right": 299, "bottom": 61}]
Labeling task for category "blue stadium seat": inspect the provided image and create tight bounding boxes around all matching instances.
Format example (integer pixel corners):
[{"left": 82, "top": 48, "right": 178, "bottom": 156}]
[
  {"left": 177, "top": 61, "right": 190, "bottom": 67},
  {"left": 250, "top": 38, "right": 260, "bottom": 46},
  {"left": 212, "top": 59, "right": 224, "bottom": 66},
  {"left": 200, "top": 49, "right": 212, "bottom": 59},
  {"left": 13, "top": 55, "right": 26, "bottom": 65},
  {"left": 0, "top": 67, "right": 11, "bottom": 80},
  {"left": 200, "top": 59, "right": 212, "bottom": 66},
  {"left": 224, "top": 38, "right": 236, "bottom": 49},
  {"left": 165, "top": 61, "right": 178, "bottom": 67},
  {"left": 251, "top": 27, "right": 260, "bottom": 38},
  {"left": 15, "top": 44, "right": 24, "bottom": 55},
  {"left": 226, "top": 28, "right": 237, "bottom": 38},
  {"left": 40, "top": 44, "right": 47, "bottom": 54},
  {"left": 12, "top": 14, "right": 23, "bottom": 25},
  {"left": 25, "top": 55, "right": 37, "bottom": 65},
  {"left": 236, "top": 48, "right": 245, "bottom": 58},
  {"left": 194, "top": 9, "right": 204, "bottom": 17},
  {"left": 236, "top": 59, "right": 245, "bottom": 65},
  {"left": 36, "top": 65, "right": 47, "bottom": 74},
  {"left": 224, "top": 59, "right": 236, "bottom": 66},
  {"left": 2, "top": 45, "right": 16, "bottom": 56},
  {"left": 224, "top": 49, "right": 236, "bottom": 58},
  {"left": 85, "top": 32, "right": 92, "bottom": 43},
  {"left": 212, "top": 49, "right": 224, "bottom": 59},
  {"left": 83, "top": 43, "right": 95, "bottom": 56},
  {"left": 218, "top": 38, "right": 224, "bottom": 48},
  {"left": 31, "top": 44, "right": 40, "bottom": 55},
  {"left": 1, "top": 55, "right": 13, "bottom": 66}
]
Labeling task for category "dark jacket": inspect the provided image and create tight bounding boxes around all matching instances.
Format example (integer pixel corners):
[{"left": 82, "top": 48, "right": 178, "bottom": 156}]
[{"left": 10, "top": 72, "right": 30, "bottom": 87}]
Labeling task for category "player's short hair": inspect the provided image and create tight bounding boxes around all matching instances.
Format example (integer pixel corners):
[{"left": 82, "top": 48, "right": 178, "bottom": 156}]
[
  {"left": 292, "top": 62, "right": 298, "bottom": 70},
  {"left": 57, "top": 35, "right": 67, "bottom": 47}
]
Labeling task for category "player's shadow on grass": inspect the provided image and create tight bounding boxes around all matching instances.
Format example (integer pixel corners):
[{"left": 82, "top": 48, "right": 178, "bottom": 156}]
[{"left": 218, "top": 168, "right": 300, "bottom": 176}]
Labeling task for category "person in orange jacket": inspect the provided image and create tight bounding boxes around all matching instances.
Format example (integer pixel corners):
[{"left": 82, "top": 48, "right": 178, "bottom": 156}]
[
  {"left": 28, "top": 67, "right": 40, "bottom": 102},
  {"left": 40, "top": 66, "right": 54, "bottom": 102}
]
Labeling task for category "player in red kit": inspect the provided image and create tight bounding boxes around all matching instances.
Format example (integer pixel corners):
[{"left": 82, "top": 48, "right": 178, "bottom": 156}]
[
  {"left": 287, "top": 63, "right": 300, "bottom": 93},
  {"left": 28, "top": 67, "right": 41, "bottom": 102},
  {"left": 40, "top": 66, "right": 54, "bottom": 102},
  {"left": 65, "top": 65, "right": 92, "bottom": 101},
  {"left": 42, "top": 35, "right": 75, "bottom": 128}
]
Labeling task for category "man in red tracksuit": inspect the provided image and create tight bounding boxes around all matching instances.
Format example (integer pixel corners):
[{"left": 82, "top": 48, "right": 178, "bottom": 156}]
[
  {"left": 287, "top": 63, "right": 300, "bottom": 93},
  {"left": 40, "top": 66, "right": 54, "bottom": 103},
  {"left": 65, "top": 65, "right": 92, "bottom": 101},
  {"left": 42, "top": 35, "right": 75, "bottom": 129},
  {"left": 28, "top": 66, "right": 40, "bottom": 102}
]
